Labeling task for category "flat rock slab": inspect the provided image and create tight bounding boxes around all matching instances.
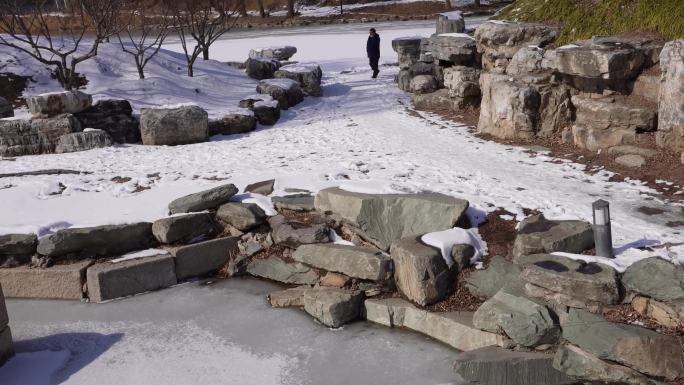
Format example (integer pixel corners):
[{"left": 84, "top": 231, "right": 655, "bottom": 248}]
[
  {"left": 454, "top": 346, "right": 568, "bottom": 385},
  {"left": 512, "top": 214, "right": 593, "bottom": 258},
  {"left": 553, "top": 344, "right": 660, "bottom": 385},
  {"left": 562, "top": 308, "right": 684, "bottom": 380},
  {"left": 216, "top": 202, "right": 266, "bottom": 231},
  {"left": 86, "top": 255, "right": 177, "bottom": 303},
  {"left": 315, "top": 187, "right": 469, "bottom": 251},
  {"left": 0, "top": 114, "right": 81, "bottom": 157},
  {"left": 208, "top": 113, "right": 256, "bottom": 136},
  {"left": 0, "top": 326, "right": 13, "bottom": 366},
  {"left": 152, "top": 213, "right": 216, "bottom": 244},
  {"left": 0, "top": 260, "right": 92, "bottom": 299},
  {"left": 256, "top": 79, "right": 304, "bottom": 110},
  {"left": 364, "top": 298, "right": 507, "bottom": 351},
  {"left": 55, "top": 130, "right": 112, "bottom": 154},
  {"left": 303, "top": 287, "right": 363, "bottom": 328},
  {"left": 466, "top": 256, "right": 523, "bottom": 299},
  {"left": 249, "top": 46, "right": 297, "bottom": 61},
  {"left": 622, "top": 257, "right": 684, "bottom": 302},
  {"left": 269, "top": 287, "right": 310, "bottom": 308},
  {"left": 37, "top": 223, "right": 155, "bottom": 260},
  {"left": 247, "top": 256, "right": 319, "bottom": 285},
  {"left": 268, "top": 215, "right": 329, "bottom": 248},
  {"left": 272, "top": 194, "right": 315, "bottom": 212},
  {"left": 292, "top": 244, "right": 391, "bottom": 281},
  {"left": 390, "top": 237, "right": 453, "bottom": 306},
  {"left": 244, "top": 179, "right": 275, "bottom": 196},
  {"left": 27, "top": 90, "right": 92, "bottom": 117},
  {"left": 170, "top": 237, "right": 238, "bottom": 281},
  {"left": 168, "top": 183, "right": 238, "bottom": 214},
  {"left": 517, "top": 254, "right": 620, "bottom": 306}
]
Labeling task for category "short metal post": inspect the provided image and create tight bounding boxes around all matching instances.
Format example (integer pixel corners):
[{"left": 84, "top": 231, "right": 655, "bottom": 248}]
[{"left": 592, "top": 199, "right": 614, "bottom": 259}]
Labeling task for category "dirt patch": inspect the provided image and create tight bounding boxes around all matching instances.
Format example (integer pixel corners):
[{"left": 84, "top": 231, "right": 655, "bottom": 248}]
[
  {"left": 602, "top": 304, "right": 684, "bottom": 337},
  {"left": 425, "top": 267, "right": 484, "bottom": 312},
  {"left": 478, "top": 209, "right": 519, "bottom": 261},
  {"left": 0, "top": 72, "right": 30, "bottom": 108},
  {"left": 111, "top": 176, "right": 132, "bottom": 183}
]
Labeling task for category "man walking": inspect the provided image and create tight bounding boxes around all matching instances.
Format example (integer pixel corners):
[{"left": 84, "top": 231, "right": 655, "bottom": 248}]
[{"left": 367, "top": 28, "right": 380, "bottom": 78}]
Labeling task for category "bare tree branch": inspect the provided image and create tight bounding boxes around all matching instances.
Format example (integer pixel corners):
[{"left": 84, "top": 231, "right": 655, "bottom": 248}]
[{"left": 116, "top": 5, "right": 170, "bottom": 79}]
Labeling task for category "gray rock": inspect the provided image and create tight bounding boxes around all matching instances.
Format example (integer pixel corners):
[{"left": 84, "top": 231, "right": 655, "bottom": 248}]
[
  {"left": 429, "top": 33, "right": 478, "bottom": 66},
  {"left": 454, "top": 346, "right": 568, "bottom": 385},
  {"left": 607, "top": 145, "right": 659, "bottom": 158},
  {"left": 553, "top": 36, "right": 646, "bottom": 81},
  {"left": 268, "top": 215, "right": 329, "bottom": 248},
  {"left": 632, "top": 296, "right": 684, "bottom": 328},
  {"left": 247, "top": 256, "right": 319, "bottom": 285},
  {"left": 443, "top": 66, "right": 481, "bottom": 99},
  {"left": 396, "top": 69, "right": 412, "bottom": 91},
  {"left": 0, "top": 260, "right": 92, "bottom": 299},
  {"left": 245, "top": 57, "right": 280, "bottom": 80},
  {"left": 477, "top": 72, "right": 541, "bottom": 139},
  {"left": 272, "top": 194, "right": 315, "bottom": 212},
  {"left": 473, "top": 289, "right": 560, "bottom": 347},
  {"left": 0, "top": 114, "right": 81, "bottom": 157},
  {"left": 553, "top": 343, "right": 661, "bottom": 385},
  {"left": 256, "top": 78, "right": 304, "bottom": 110},
  {"left": 656, "top": 39, "right": 684, "bottom": 153},
  {"left": 315, "top": 187, "right": 469, "bottom": 251},
  {"left": 151, "top": 213, "right": 216, "bottom": 244},
  {"left": 27, "top": 90, "right": 92, "bottom": 117},
  {"left": 630, "top": 70, "right": 660, "bottom": 103},
  {"left": 451, "top": 244, "right": 475, "bottom": 272},
  {"left": 74, "top": 99, "right": 139, "bottom": 143},
  {"left": 86, "top": 255, "right": 177, "bottom": 302},
  {"left": 474, "top": 21, "right": 558, "bottom": 73},
  {"left": 466, "top": 256, "right": 523, "bottom": 299},
  {"left": 208, "top": 112, "right": 256, "bottom": 136},
  {"left": 364, "top": 298, "right": 507, "bottom": 351},
  {"left": 410, "top": 74, "right": 438, "bottom": 94},
  {"left": 269, "top": 287, "right": 310, "bottom": 308},
  {"left": 411, "top": 89, "right": 466, "bottom": 111},
  {"left": 140, "top": 105, "right": 208, "bottom": 146},
  {"left": 0, "top": 233, "right": 37, "bottom": 267},
  {"left": 216, "top": 202, "right": 266, "bottom": 231},
  {"left": 55, "top": 129, "right": 112, "bottom": 153},
  {"left": 518, "top": 254, "right": 620, "bottom": 307},
  {"left": 249, "top": 46, "right": 297, "bottom": 61},
  {"left": 0, "top": 326, "right": 13, "bottom": 366},
  {"left": 292, "top": 243, "right": 392, "bottom": 281},
  {"left": 436, "top": 11, "right": 465, "bottom": 34},
  {"left": 275, "top": 63, "right": 323, "bottom": 96},
  {"left": 303, "top": 287, "right": 363, "bottom": 328},
  {"left": 36, "top": 223, "right": 155, "bottom": 259},
  {"left": 0, "top": 96, "right": 13, "bottom": 118},
  {"left": 506, "top": 46, "right": 546, "bottom": 75},
  {"left": 244, "top": 179, "right": 275, "bottom": 196},
  {"left": 615, "top": 154, "right": 646, "bottom": 168},
  {"left": 390, "top": 237, "right": 454, "bottom": 306},
  {"left": 167, "top": 183, "right": 239, "bottom": 214},
  {"left": 563, "top": 308, "right": 684, "bottom": 380},
  {"left": 170, "top": 237, "right": 237, "bottom": 280},
  {"left": 392, "top": 37, "right": 422, "bottom": 70},
  {"left": 622, "top": 257, "right": 684, "bottom": 302},
  {"left": 512, "top": 214, "right": 594, "bottom": 258},
  {"left": 240, "top": 95, "right": 281, "bottom": 125}
]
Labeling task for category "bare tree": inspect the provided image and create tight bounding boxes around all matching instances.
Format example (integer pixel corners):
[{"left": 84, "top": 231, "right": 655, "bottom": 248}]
[
  {"left": 256, "top": 0, "right": 266, "bottom": 18},
  {"left": 117, "top": 7, "right": 170, "bottom": 79},
  {"left": 237, "top": 0, "right": 247, "bottom": 17},
  {"left": 170, "top": 0, "right": 239, "bottom": 77},
  {"left": 286, "top": 0, "right": 295, "bottom": 17},
  {"left": 0, "top": 0, "right": 125, "bottom": 90}
]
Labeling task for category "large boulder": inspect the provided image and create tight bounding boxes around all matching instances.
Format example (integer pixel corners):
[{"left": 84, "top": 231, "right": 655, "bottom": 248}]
[
  {"left": 512, "top": 214, "right": 594, "bottom": 258},
  {"left": 151, "top": 213, "right": 216, "bottom": 244},
  {"left": 74, "top": 99, "right": 139, "bottom": 143},
  {"left": 622, "top": 257, "right": 684, "bottom": 302},
  {"left": 36, "top": 223, "right": 156, "bottom": 259},
  {"left": 303, "top": 287, "right": 364, "bottom": 328},
  {"left": 245, "top": 57, "right": 280, "bottom": 80},
  {"left": 55, "top": 129, "right": 112, "bottom": 153},
  {"left": 436, "top": 11, "right": 465, "bottom": 34},
  {"left": 26, "top": 90, "right": 92, "bottom": 117},
  {"left": 571, "top": 95, "right": 657, "bottom": 151},
  {"left": 315, "top": 187, "right": 469, "bottom": 250},
  {"left": 292, "top": 244, "right": 392, "bottom": 281},
  {"left": 0, "top": 233, "right": 37, "bottom": 267},
  {"left": 410, "top": 74, "right": 438, "bottom": 94},
  {"left": 247, "top": 256, "right": 319, "bottom": 285},
  {"left": 506, "top": 46, "right": 546, "bottom": 75},
  {"left": 474, "top": 21, "right": 558, "bottom": 73},
  {"left": 390, "top": 237, "right": 454, "bottom": 306},
  {"left": 656, "top": 39, "right": 684, "bottom": 152},
  {"left": 428, "top": 33, "right": 478, "bottom": 66},
  {"left": 239, "top": 95, "right": 281, "bottom": 126},
  {"left": 216, "top": 202, "right": 267, "bottom": 231},
  {"left": 0, "top": 114, "right": 81, "bottom": 156},
  {"left": 256, "top": 78, "right": 304, "bottom": 110},
  {"left": 249, "top": 46, "right": 297, "bottom": 61},
  {"left": 208, "top": 112, "right": 256, "bottom": 136},
  {"left": 443, "top": 66, "right": 481, "bottom": 100},
  {"left": 466, "top": 256, "right": 523, "bottom": 299},
  {"left": 411, "top": 89, "right": 463, "bottom": 111},
  {"left": 140, "top": 105, "right": 208, "bottom": 146},
  {"left": 473, "top": 289, "right": 560, "bottom": 347},
  {"left": 268, "top": 215, "right": 329, "bottom": 248},
  {"left": 563, "top": 309, "right": 684, "bottom": 380},
  {"left": 392, "top": 37, "right": 423, "bottom": 69},
  {"left": 168, "top": 183, "right": 239, "bottom": 214},
  {"left": 275, "top": 63, "right": 323, "bottom": 96},
  {"left": 518, "top": 254, "right": 620, "bottom": 309},
  {"left": 0, "top": 96, "right": 13, "bottom": 118}
]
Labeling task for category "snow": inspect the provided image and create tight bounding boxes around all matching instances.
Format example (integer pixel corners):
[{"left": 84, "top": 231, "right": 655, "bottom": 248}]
[
  {"left": 279, "top": 62, "right": 320, "bottom": 73},
  {"left": 230, "top": 192, "right": 278, "bottom": 216},
  {"left": 421, "top": 227, "right": 487, "bottom": 267},
  {"left": 558, "top": 44, "right": 581, "bottom": 50},
  {"left": 439, "top": 11, "right": 464, "bottom": 19},
  {"left": 437, "top": 33, "right": 474, "bottom": 39},
  {"left": 260, "top": 78, "right": 299, "bottom": 89},
  {"left": 329, "top": 229, "right": 355, "bottom": 246},
  {"left": 111, "top": 248, "right": 169, "bottom": 263},
  {"left": 0, "top": 350, "right": 71, "bottom": 385},
  {"left": 553, "top": 247, "right": 682, "bottom": 273}
]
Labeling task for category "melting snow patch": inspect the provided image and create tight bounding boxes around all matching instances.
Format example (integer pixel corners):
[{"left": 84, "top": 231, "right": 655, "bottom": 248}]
[
  {"left": 421, "top": 227, "right": 487, "bottom": 267},
  {"left": 553, "top": 245, "right": 683, "bottom": 273},
  {"left": 329, "top": 229, "right": 355, "bottom": 246},
  {"left": 230, "top": 192, "right": 278, "bottom": 216},
  {"left": 111, "top": 248, "right": 169, "bottom": 263}
]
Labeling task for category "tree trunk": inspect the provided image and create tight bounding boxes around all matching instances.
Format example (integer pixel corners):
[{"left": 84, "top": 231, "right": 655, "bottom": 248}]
[
  {"left": 238, "top": 0, "right": 248, "bottom": 16},
  {"left": 203, "top": 46, "right": 209, "bottom": 60},
  {"left": 287, "top": 0, "right": 295, "bottom": 17},
  {"left": 258, "top": 0, "right": 266, "bottom": 18},
  {"left": 339, "top": 0, "right": 343, "bottom": 15},
  {"left": 473, "top": 0, "right": 480, "bottom": 6},
  {"left": 187, "top": 63, "right": 194, "bottom": 77}
]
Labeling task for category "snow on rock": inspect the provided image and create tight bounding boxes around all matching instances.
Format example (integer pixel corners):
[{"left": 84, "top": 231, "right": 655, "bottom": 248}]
[
  {"left": 259, "top": 78, "right": 300, "bottom": 90},
  {"left": 111, "top": 248, "right": 169, "bottom": 263},
  {"left": 421, "top": 227, "right": 487, "bottom": 267},
  {"left": 329, "top": 229, "right": 355, "bottom": 246},
  {"left": 553, "top": 247, "right": 684, "bottom": 273},
  {"left": 437, "top": 33, "right": 474, "bottom": 39},
  {"left": 230, "top": 192, "right": 278, "bottom": 216}
]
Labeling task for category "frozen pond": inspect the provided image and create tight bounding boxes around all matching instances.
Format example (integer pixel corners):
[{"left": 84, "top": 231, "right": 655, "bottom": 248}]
[{"left": 3, "top": 278, "right": 466, "bottom": 385}]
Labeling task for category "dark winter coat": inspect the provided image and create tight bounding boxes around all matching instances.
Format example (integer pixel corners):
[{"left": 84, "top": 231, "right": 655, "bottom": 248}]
[{"left": 367, "top": 34, "right": 380, "bottom": 59}]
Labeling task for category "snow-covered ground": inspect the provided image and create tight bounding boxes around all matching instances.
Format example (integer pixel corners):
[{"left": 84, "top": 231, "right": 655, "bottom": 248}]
[
  {"left": 265, "top": 0, "right": 492, "bottom": 17},
  {"left": 0, "top": 17, "right": 682, "bottom": 267}
]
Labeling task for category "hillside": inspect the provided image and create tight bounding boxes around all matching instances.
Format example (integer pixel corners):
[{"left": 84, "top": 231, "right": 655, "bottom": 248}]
[{"left": 497, "top": 0, "right": 684, "bottom": 45}]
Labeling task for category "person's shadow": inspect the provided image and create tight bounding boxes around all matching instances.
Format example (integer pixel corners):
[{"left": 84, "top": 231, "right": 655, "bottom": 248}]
[{"left": 0, "top": 332, "right": 123, "bottom": 384}]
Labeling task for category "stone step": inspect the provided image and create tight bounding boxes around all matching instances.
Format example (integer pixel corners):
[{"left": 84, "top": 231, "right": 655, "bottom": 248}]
[
  {"left": 86, "top": 255, "right": 177, "bottom": 303},
  {"left": 292, "top": 243, "right": 391, "bottom": 281},
  {"left": 303, "top": 287, "right": 363, "bottom": 328},
  {"left": 169, "top": 237, "right": 238, "bottom": 281},
  {"left": 364, "top": 298, "right": 507, "bottom": 351},
  {"left": 0, "top": 260, "right": 92, "bottom": 300},
  {"left": 247, "top": 256, "right": 319, "bottom": 285},
  {"left": 268, "top": 287, "right": 310, "bottom": 308}
]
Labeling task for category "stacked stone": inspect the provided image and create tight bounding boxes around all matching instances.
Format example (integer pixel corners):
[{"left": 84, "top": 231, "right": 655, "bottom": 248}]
[{"left": 0, "top": 282, "right": 13, "bottom": 366}]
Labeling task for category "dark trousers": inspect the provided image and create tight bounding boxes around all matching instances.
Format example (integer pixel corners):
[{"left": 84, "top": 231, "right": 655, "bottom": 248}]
[{"left": 369, "top": 56, "right": 379, "bottom": 72}]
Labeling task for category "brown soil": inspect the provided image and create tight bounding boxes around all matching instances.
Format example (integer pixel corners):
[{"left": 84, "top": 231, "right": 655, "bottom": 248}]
[
  {"left": 478, "top": 209, "right": 518, "bottom": 260},
  {"left": 425, "top": 267, "right": 484, "bottom": 312},
  {"left": 602, "top": 304, "right": 684, "bottom": 337}
]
